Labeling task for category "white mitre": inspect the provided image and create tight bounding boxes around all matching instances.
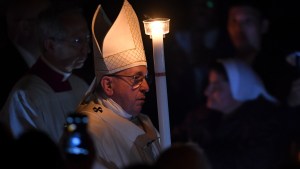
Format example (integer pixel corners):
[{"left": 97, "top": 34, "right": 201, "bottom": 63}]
[{"left": 92, "top": 0, "right": 147, "bottom": 86}]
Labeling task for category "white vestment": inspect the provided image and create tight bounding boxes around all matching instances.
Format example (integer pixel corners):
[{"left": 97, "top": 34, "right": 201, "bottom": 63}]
[
  {"left": 77, "top": 98, "right": 161, "bottom": 169},
  {"left": 0, "top": 58, "right": 89, "bottom": 142}
]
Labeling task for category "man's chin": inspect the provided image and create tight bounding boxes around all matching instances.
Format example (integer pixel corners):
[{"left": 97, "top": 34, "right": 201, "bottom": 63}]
[{"left": 133, "top": 107, "right": 143, "bottom": 116}]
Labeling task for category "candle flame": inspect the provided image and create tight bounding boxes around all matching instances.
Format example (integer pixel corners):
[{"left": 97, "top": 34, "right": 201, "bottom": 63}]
[{"left": 143, "top": 18, "right": 170, "bottom": 37}]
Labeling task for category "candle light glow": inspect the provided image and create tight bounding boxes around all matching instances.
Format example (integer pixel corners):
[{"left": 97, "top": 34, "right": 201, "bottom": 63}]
[{"left": 143, "top": 18, "right": 170, "bottom": 38}]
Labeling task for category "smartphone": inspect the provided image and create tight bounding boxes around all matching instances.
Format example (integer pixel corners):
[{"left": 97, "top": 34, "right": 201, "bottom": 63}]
[{"left": 63, "top": 113, "right": 90, "bottom": 156}]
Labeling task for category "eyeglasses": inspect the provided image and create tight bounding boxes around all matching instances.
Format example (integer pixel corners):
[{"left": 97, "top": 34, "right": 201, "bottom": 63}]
[
  {"left": 107, "top": 74, "right": 152, "bottom": 89},
  {"left": 51, "top": 34, "right": 91, "bottom": 48},
  {"left": 70, "top": 35, "right": 91, "bottom": 47}
]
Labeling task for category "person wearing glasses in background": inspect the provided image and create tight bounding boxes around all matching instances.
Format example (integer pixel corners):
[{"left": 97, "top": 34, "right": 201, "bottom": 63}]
[
  {"left": 0, "top": 0, "right": 51, "bottom": 109},
  {"left": 76, "top": 0, "right": 161, "bottom": 168},
  {"left": 0, "top": 2, "right": 90, "bottom": 143}
]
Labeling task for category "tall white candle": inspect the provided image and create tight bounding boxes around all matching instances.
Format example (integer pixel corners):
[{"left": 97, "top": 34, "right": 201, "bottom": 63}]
[
  {"left": 143, "top": 18, "right": 171, "bottom": 150},
  {"left": 152, "top": 33, "right": 171, "bottom": 149}
]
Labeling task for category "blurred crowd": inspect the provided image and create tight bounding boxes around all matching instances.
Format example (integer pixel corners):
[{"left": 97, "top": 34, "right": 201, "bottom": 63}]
[{"left": 2, "top": 0, "right": 300, "bottom": 168}]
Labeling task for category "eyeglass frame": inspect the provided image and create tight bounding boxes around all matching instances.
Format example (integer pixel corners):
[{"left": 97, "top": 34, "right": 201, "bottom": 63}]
[
  {"left": 106, "top": 73, "right": 152, "bottom": 89},
  {"left": 49, "top": 34, "right": 91, "bottom": 48}
]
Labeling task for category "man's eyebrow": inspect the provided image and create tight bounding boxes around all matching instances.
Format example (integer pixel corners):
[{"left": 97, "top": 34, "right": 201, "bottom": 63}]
[{"left": 132, "top": 71, "right": 144, "bottom": 75}]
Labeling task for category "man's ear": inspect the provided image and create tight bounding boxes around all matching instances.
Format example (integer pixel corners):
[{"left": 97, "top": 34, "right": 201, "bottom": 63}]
[
  {"left": 44, "top": 38, "right": 55, "bottom": 52},
  {"left": 101, "top": 76, "right": 113, "bottom": 96}
]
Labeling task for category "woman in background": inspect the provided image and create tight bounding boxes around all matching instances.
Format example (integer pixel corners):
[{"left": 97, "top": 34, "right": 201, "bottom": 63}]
[{"left": 203, "top": 58, "right": 291, "bottom": 169}]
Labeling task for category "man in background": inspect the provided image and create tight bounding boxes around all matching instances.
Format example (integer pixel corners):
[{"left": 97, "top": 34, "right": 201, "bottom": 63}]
[
  {"left": 1, "top": 0, "right": 51, "bottom": 109},
  {"left": 0, "top": 3, "right": 90, "bottom": 143}
]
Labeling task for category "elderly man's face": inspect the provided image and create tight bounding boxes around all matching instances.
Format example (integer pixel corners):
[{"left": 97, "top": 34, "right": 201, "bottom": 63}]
[{"left": 110, "top": 65, "right": 149, "bottom": 116}]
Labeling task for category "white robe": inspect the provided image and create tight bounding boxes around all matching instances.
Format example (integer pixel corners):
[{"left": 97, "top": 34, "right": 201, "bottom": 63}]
[
  {"left": 76, "top": 98, "right": 161, "bottom": 169},
  {"left": 0, "top": 58, "right": 89, "bottom": 143}
]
